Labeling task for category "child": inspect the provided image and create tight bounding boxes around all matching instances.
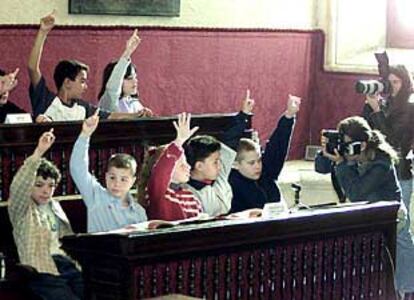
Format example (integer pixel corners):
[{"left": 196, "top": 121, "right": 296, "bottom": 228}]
[
  {"left": 229, "top": 95, "right": 300, "bottom": 213},
  {"left": 0, "top": 68, "right": 26, "bottom": 123},
  {"left": 183, "top": 91, "right": 255, "bottom": 216},
  {"left": 98, "top": 29, "right": 152, "bottom": 116},
  {"left": 28, "top": 10, "right": 150, "bottom": 122},
  {"left": 69, "top": 110, "right": 147, "bottom": 232},
  {"left": 8, "top": 129, "right": 83, "bottom": 300},
  {"left": 140, "top": 113, "right": 202, "bottom": 221}
]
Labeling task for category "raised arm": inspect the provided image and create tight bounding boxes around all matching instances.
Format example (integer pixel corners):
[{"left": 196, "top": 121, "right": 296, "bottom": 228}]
[
  {"left": 8, "top": 129, "right": 55, "bottom": 223},
  {"left": 28, "top": 10, "right": 56, "bottom": 87},
  {"left": 262, "top": 94, "right": 300, "bottom": 180},
  {"left": 69, "top": 110, "right": 102, "bottom": 207},
  {"left": 147, "top": 113, "right": 198, "bottom": 220},
  {"left": 221, "top": 89, "right": 254, "bottom": 150},
  {"left": 99, "top": 29, "right": 142, "bottom": 112}
]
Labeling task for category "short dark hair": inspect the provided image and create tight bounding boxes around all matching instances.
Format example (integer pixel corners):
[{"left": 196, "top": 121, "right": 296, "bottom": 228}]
[
  {"left": 107, "top": 153, "right": 137, "bottom": 175},
  {"left": 53, "top": 60, "right": 89, "bottom": 91},
  {"left": 0, "top": 68, "right": 6, "bottom": 76},
  {"left": 98, "top": 60, "right": 138, "bottom": 99},
  {"left": 235, "top": 138, "right": 260, "bottom": 162},
  {"left": 37, "top": 159, "right": 61, "bottom": 183},
  {"left": 184, "top": 135, "right": 221, "bottom": 169}
]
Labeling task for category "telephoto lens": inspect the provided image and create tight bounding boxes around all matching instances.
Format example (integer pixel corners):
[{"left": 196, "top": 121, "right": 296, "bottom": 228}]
[{"left": 355, "top": 80, "right": 390, "bottom": 95}]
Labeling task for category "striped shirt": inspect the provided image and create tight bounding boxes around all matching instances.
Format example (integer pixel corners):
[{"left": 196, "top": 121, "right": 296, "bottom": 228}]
[{"left": 147, "top": 143, "right": 203, "bottom": 221}]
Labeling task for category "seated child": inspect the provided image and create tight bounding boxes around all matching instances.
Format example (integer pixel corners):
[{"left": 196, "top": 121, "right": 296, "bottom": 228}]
[
  {"left": 0, "top": 68, "right": 26, "bottom": 123},
  {"left": 140, "top": 112, "right": 202, "bottom": 221},
  {"left": 28, "top": 10, "right": 148, "bottom": 122},
  {"left": 8, "top": 129, "right": 83, "bottom": 300},
  {"left": 98, "top": 29, "right": 152, "bottom": 116},
  {"left": 69, "top": 110, "right": 147, "bottom": 232},
  {"left": 229, "top": 94, "right": 300, "bottom": 213},
  {"left": 183, "top": 91, "right": 255, "bottom": 216}
]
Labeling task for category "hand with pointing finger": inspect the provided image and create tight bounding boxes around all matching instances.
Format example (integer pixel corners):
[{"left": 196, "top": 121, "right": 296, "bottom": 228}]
[
  {"left": 34, "top": 128, "right": 56, "bottom": 157},
  {"left": 81, "top": 109, "right": 100, "bottom": 137},
  {"left": 241, "top": 89, "right": 255, "bottom": 114}
]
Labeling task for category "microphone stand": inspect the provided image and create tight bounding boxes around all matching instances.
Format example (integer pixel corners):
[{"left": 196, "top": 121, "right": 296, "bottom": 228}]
[{"left": 290, "top": 183, "right": 310, "bottom": 212}]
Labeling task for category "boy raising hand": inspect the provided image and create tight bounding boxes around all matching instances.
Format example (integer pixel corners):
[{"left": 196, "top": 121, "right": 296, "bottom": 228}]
[{"left": 70, "top": 110, "right": 147, "bottom": 232}]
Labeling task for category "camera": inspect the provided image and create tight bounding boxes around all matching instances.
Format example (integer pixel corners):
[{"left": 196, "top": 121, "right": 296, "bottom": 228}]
[
  {"left": 322, "top": 130, "right": 362, "bottom": 156},
  {"left": 355, "top": 79, "right": 390, "bottom": 95},
  {"left": 323, "top": 130, "right": 345, "bottom": 155}
]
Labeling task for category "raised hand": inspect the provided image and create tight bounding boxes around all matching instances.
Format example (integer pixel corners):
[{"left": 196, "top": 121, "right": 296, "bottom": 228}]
[
  {"left": 173, "top": 112, "right": 199, "bottom": 146},
  {"left": 123, "top": 29, "right": 141, "bottom": 58},
  {"left": 40, "top": 10, "right": 56, "bottom": 34},
  {"left": 81, "top": 109, "right": 100, "bottom": 137},
  {"left": 365, "top": 93, "right": 381, "bottom": 112},
  {"left": 34, "top": 128, "right": 55, "bottom": 157},
  {"left": 0, "top": 68, "right": 19, "bottom": 95},
  {"left": 285, "top": 94, "right": 301, "bottom": 118},
  {"left": 241, "top": 89, "right": 255, "bottom": 114}
]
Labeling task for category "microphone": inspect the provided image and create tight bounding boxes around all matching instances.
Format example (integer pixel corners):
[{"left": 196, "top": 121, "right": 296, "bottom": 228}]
[{"left": 291, "top": 183, "right": 302, "bottom": 191}]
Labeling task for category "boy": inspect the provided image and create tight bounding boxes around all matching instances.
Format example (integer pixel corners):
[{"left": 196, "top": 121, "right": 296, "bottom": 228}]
[
  {"left": 69, "top": 110, "right": 147, "bottom": 232},
  {"left": 183, "top": 90, "right": 254, "bottom": 216},
  {"left": 28, "top": 10, "right": 151, "bottom": 122},
  {"left": 8, "top": 129, "right": 83, "bottom": 300},
  {"left": 229, "top": 95, "right": 300, "bottom": 213},
  {"left": 144, "top": 112, "right": 202, "bottom": 221}
]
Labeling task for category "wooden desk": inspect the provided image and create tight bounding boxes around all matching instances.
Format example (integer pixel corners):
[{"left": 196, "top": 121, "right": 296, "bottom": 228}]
[{"left": 62, "top": 201, "right": 399, "bottom": 300}]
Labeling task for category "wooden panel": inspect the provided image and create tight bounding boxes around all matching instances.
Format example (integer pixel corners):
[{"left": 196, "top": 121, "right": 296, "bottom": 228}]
[{"left": 62, "top": 201, "right": 398, "bottom": 300}]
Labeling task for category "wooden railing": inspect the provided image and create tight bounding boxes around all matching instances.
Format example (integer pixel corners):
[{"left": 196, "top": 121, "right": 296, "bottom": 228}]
[
  {"left": 0, "top": 113, "right": 236, "bottom": 202},
  {"left": 61, "top": 201, "right": 399, "bottom": 300}
]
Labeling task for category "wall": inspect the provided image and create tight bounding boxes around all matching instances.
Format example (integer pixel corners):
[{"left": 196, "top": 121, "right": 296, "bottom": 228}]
[{"left": 1, "top": 0, "right": 316, "bottom": 29}]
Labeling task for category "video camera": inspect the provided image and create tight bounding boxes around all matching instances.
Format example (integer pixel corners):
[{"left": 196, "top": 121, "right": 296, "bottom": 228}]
[
  {"left": 355, "top": 51, "right": 391, "bottom": 95},
  {"left": 322, "top": 130, "right": 362, "bottom": 156}
]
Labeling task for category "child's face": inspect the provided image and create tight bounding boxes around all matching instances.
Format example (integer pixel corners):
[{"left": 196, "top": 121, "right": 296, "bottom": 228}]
[
  {"left": 235, "top": 150, "right": 262, "bottom": 180},
  {"left": 105, "top": 167, "right": 135, "bottom": 200},
  {"left": 195, "top": 151, "right": 221, "bottom": 181},
  {"left": 67, "top": 70, "right": 88, "bottom": 99},
  {"left": 31, "top": 176, "right": 57, "bottom": 205},
  {"left": 172, "top": 154, "right": 191, "bottom": 184},
  {"left": 122, "top": 68, "right": 138, "bottom": 97}
]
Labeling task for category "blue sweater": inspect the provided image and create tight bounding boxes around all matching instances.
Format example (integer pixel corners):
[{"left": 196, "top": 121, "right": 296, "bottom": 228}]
[{"left": 229, "top": 116, "right": 294, "bottom": 213}]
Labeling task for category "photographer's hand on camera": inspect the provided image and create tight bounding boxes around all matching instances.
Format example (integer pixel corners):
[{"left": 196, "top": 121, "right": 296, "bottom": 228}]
[
  {"left": 320, "top": 132, "right": 344, "bottom": 164},
  {"left": 365, "top": 92, "right": 381, "bottom": 113}
]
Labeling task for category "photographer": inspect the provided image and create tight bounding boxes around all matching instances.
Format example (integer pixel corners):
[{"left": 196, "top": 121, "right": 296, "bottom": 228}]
[
  {"left": 362, "top": 65, "right": 414, "bottom": 234},
  {"left": 315, "top": 116, "right": 414, "bottom": 298}
]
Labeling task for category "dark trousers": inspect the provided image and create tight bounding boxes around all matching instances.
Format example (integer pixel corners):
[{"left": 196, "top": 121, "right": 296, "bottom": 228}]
[{"left": 28, "top": 255, "right": 83, "bottom": 300}]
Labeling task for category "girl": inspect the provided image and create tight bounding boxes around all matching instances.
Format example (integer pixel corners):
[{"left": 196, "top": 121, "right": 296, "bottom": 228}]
[{"left": 98, "top": 29, "right": 152, "bottom": 116}]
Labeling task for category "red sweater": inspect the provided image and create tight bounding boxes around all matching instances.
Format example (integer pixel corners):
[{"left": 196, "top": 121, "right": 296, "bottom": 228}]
[{"left": 146, "top": 143, "right": 203, "bottom": 221}]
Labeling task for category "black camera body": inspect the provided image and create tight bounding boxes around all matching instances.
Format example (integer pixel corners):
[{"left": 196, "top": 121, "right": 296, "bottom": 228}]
[
  {"left": 355, "top": 79, "right": 390, "bottom": 95},
  {"left": 322, "top": 130, "right": 362, "bottom": 156},
  {"left": 323, "top": 130, "right": 346, "bottom": 155}
]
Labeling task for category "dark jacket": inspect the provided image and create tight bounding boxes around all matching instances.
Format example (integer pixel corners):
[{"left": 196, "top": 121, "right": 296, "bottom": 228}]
[
  {"left": 335, "top": 152, "right": 401, "bottom": 202},
  {"left": 229, "top": 116, "right": 294, "bottom": 213},
  {"left": 362, "top": 98, "right": 414, "bottom": 180}
]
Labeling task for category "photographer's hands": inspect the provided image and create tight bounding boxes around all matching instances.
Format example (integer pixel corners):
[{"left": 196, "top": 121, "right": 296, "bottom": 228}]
[
  {"left": 365, "top": 93, "right": 381, "bottom": 113},
  {"left": 320, "top": 131, "right": 344, "bottom": 164}
]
